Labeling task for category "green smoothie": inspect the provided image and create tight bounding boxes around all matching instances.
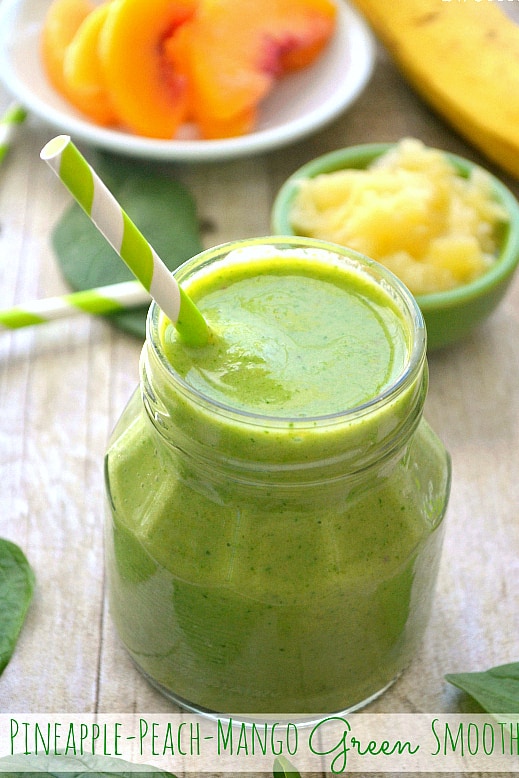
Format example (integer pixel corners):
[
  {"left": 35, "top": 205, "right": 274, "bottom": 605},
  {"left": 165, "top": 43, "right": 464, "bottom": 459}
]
[
  {"left": 160, "top": 252, "right": 408, "bottom": 417},
  {"left": 105, "top": 239, "right": 450, "bottom": 714}
]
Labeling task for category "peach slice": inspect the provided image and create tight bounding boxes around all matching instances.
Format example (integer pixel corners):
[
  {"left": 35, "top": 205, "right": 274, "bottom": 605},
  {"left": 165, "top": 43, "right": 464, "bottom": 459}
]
[
  {"left": 41, "top": 0, "right": 93, "bottom": 97},
  {"left": 63, "top": 3, "right": 118, "bottom": 125},
  {"left": 173, "top": 0, "right": 337, "bottom": 138},
  {"left": 99, "top": 0, "right": 198, "bottom": 138},
  {"left": 195, "top": 108, "right": 257, "bottom": 140},
  {"left": 161, "top": 20, "right": 195, "bottom": 120},
  {"left": 163, "top": 18, "right": 257, "bottom": 136},
  {"left": 163, "top": 21, "right": 257, "bottom": 138}
]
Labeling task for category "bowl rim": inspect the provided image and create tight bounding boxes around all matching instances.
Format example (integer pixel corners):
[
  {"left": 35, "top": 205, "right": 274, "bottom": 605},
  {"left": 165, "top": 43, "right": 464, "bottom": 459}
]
[{"left": 271, "top": 142, "right": 519, "bottom": 311}]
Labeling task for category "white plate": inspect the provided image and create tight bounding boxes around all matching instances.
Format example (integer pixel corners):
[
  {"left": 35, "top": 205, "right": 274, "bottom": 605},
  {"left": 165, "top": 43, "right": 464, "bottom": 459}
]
[{"left": 0, "top": 0, "right": 375, "bottom": 162}]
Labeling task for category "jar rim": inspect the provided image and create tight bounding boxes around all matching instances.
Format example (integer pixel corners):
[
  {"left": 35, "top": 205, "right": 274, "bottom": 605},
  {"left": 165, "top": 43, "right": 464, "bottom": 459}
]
[{"left": 146, "top": 236, "right": 426, "bottom": 429}]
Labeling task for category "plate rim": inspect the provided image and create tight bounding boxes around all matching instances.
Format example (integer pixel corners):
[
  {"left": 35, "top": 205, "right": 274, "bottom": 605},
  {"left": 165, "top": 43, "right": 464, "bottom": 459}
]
[{"left": 0, "top": 0, "right": 375, "bottom": 162}]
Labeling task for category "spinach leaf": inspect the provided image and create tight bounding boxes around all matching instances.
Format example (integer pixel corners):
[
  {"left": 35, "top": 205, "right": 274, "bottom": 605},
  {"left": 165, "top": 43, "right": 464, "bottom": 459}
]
[
  {"left": 52, "top": 153, "right": 203, "bottom": 339},
  {"left": 1, "top": 746, "right": 293, "bottom": 777},
  {"left": 0, "top": 538, "right": 35, "bottom": 675},
  {"left": 445, "top": 661, "right": 519, "bottom": 715},
  {"left": 0, "top": 751, "right": 177, "bottom": 776},
  {"left": 273, "top": 755, "right": 301, "bottom": 778}
]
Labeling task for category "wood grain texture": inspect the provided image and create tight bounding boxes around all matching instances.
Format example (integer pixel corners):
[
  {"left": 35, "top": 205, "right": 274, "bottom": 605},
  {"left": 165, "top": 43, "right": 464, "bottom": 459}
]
[{"left": 0, "top": 34, "right": 518, "bottom": 778}]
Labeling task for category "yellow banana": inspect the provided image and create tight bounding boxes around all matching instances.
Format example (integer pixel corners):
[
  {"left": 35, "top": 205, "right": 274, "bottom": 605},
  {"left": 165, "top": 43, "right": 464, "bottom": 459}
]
[{"left": 350, "top": 0, "right": 519, "bottom": 178}]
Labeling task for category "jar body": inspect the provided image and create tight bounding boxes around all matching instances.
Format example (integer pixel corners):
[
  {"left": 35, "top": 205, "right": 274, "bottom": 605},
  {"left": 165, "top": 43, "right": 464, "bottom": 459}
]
[
  {"left": 104, "top": 238, "right": 451, "bottom": 715},
  {"left": 105, "top": 391, "right": 448, "bottom": 714}
]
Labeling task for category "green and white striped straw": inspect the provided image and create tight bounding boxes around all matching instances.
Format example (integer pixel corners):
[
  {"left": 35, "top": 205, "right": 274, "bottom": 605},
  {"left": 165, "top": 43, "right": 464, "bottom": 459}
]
[
  {"left": 40, "top": 135, "right": 209, "bottom": 347},
  {"left": 0, "top": 103, "right": 27, "bottom": 164},
  {"left": 0, "top": 280, "right": 149, "bottom": 330}
]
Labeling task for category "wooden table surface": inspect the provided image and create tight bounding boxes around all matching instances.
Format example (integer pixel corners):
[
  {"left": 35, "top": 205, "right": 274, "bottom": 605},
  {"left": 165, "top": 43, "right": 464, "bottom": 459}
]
[{"left": 1, "top": 4, "right": 518, "bottom": 776}]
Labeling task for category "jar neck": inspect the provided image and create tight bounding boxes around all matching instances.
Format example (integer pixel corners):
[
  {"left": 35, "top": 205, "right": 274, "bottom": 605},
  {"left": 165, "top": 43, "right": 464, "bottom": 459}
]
[
  {"left": 140, "top": 321, "right": 427, "bottom": 488},
  {"left": 140, "top": 237, "right": 428, "bottom": 487}
]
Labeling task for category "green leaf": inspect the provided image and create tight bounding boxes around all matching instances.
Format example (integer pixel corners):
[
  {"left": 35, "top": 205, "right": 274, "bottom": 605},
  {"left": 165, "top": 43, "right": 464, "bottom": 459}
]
[
  {"left": 0, "top": 751, "right": 177, "bottom": 776},
  {"left": 52, "top": 153, "right": 203, "bottom": 339},
  {"left": 445, "top": 661, "right": 519, "bottom": 715},
  {"left": 0, "top": 538, "right": 35, "bottom": 675},
  {"left": 273, "top": 755, "right": 302, "bottom": 778}
]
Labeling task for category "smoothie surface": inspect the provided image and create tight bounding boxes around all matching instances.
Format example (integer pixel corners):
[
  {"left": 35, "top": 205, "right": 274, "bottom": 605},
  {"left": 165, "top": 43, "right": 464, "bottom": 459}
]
[{"left": 161, "top": 253, "right": 409, "bottom": 417}]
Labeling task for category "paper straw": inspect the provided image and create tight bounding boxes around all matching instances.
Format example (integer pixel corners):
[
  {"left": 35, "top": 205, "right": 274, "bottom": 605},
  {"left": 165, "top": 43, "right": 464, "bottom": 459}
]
[
  {"left": 40, "top": 135, "right": 209, "bottom": 347},
  {"left": 0, "top": 103, "right": 27, "bottom": 164},
  {"left": 0, "top": 280, "right": 150, "bottom": 330}
]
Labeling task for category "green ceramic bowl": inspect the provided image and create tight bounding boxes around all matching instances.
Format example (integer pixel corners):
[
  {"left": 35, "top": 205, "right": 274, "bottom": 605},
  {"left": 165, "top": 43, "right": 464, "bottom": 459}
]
[{"left": 271, "top": 143, "right": 519, "bottom": 350}]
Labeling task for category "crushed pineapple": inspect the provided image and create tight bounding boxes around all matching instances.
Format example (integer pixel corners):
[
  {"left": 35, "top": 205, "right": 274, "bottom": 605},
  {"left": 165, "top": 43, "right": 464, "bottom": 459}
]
[{"left": 289, "top": 138, "right": 508, "bottom": 295}]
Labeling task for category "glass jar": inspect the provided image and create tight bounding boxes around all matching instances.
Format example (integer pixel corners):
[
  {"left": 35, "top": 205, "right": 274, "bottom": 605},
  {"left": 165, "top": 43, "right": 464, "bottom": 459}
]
[{"left": 104, "top": 237, "right": 451, "bottom": 716}]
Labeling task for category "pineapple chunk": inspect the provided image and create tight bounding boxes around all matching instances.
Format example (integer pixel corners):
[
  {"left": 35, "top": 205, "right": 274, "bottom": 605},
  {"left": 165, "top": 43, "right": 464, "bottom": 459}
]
[{"left": 290, "top": 138, "right": 507, "bottom": 295}]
